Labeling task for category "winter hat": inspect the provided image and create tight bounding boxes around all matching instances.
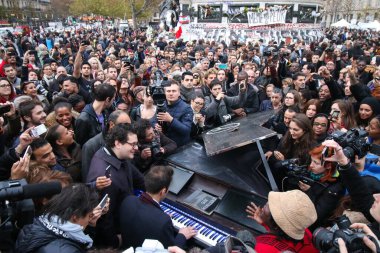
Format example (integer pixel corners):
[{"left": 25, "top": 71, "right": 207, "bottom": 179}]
[{"left": 268, "top": 190, "right": 317, "bottom": 240}]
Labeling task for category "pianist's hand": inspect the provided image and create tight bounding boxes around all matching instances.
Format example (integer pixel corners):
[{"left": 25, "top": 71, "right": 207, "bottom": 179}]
[
  {"left": 246, "top": 202, "right": 264, "bottom": 225},
  {"left": 179, "top": 226, "right": 197, "bottom": 239}
]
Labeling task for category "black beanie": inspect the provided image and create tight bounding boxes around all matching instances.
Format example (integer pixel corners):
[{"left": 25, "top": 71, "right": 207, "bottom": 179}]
[{"left": 360, "top": 97, "right": 380, "bottom": 115}]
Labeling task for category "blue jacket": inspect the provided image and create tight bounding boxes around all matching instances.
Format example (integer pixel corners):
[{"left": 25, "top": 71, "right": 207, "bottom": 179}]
[{"left": 164, "top": 99, "right": 193, "bottom": 147}]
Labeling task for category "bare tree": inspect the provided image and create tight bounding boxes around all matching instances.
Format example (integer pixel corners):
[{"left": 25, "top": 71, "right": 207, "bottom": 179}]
[{"left": 340, "top": 0, "right": 358, "bottom": 20}]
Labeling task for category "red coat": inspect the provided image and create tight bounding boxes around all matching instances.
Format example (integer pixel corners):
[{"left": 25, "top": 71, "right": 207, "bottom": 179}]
[{"left": 255, "top": 229, "right": 318, "bottom": 253}]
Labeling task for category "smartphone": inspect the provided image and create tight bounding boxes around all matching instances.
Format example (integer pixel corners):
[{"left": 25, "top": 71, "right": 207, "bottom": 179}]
[
  {"left": 23, "top": 145, "right": 32, "bottom": 159},
  {"left": 312, "top": 74, "right": 324, "bottom": 80},
  {"left": 330, "top": 111, "right": 340, "bottom": 119},
  {"left": 98, "top": 194, "right": 109, "bottom": 209},
  {"left": 0, "top": 104, "right": 11, "bottom": 115},
  {"left": 105, "top": 165, "right": 111, "bottom": 178},
  {"left": 81, "top": 40, "right": 90, "bottom": 46},
  {"left": 30, "top": 124, "right": 47, "bottom": 138},
  {"left": 322, "top": 146, "right": 329, "bottom": 157}
]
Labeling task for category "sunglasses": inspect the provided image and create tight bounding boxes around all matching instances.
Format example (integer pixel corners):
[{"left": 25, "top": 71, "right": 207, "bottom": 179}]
[{"left": 375, "top": 77, "right": 380, "bottom": 81}]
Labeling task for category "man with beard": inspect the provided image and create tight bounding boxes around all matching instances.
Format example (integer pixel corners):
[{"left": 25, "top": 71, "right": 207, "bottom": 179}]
[
  {"left": 19, "top": 100, "right": 47, "bottom": 131},
  {"left": 179, "top": 71, "right": 195, "bottom": 103}
]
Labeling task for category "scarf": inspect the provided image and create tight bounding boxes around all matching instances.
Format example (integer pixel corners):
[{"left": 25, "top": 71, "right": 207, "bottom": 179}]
[
  {"left": 39, "top": 214, "right": 93, "bottom": 248},
  {"left": 180, "top": 85, "right": 195, "bottom": 103}
]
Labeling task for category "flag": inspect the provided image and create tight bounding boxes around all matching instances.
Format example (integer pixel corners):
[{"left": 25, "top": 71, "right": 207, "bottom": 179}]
[{"left": 175, "top": 26, "right": 182, "bottom": 39}]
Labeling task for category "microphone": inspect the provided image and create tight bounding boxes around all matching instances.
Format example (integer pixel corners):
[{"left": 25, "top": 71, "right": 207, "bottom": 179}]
[{"left": 0, "top": 181, "right": 62, "bottom": 201}]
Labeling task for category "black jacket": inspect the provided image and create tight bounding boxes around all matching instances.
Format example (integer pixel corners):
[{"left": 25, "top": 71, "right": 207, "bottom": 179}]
[
  {"left": 338, "top": 163, "right": 375, "bottom": 222},
  {"left": 306, "top": 178, "right": 345, "bottom": 229},
  {"left": 120, "top": 192, "right": 186, "bottom": 249},
  {"left": 15, "top": 218, "right": 87, "bottom": 253},
  {"left": 75, "top": 104, "right": 108, "bottom": 146},
  {"left": 86, "top": 147, "right": 145, "bottom": 248}
]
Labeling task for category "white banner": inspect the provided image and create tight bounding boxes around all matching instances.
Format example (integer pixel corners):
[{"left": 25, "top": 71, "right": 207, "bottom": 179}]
[{"left": 247, "top": 10, "right": 287, "bottom": 27}]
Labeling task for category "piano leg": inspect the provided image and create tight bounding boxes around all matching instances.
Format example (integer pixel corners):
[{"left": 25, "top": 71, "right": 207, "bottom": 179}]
[{"left": 256, "top": 140, "right": 278, "bottom": 191}]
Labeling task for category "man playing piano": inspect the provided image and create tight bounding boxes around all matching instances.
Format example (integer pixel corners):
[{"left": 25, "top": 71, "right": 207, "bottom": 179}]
[{"left": 119, "top": 165, "right": 197, "bottom": 249}]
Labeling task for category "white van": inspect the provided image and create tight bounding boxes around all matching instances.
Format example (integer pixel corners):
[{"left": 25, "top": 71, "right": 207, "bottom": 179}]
[{"left": 119, "top": 21, "right": 129, "bottom": 32}]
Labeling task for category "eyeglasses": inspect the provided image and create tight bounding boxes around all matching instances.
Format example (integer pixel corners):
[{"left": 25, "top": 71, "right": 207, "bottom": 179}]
[
  {"left": 0, "top": 84, "right": 11, "bottom": 88},
  {"left": 375, "top": 77, "right": 380, "bottom": 81},
  {"left": 125, "top": 142, "right": 138, "bottom": 149},
  {"left": 313, "top": 122, "right": 327, "bottom": 127}
]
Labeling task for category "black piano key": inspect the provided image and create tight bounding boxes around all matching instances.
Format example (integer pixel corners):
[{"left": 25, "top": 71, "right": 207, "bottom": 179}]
[
  {"left": 199, "top": 227, "right": 207, "bottom": 234},
  {"left": 203, "top": 228, "right": 211, "bottom": 235},
  {"left": 210, "top": 233, "right": 218, "bottom": 240},
  {"left": 208, "top": 231, "right": 215, "bottom": 237},
  {"left": 213, "top": 234, "right": 221, "bottom": 241}
]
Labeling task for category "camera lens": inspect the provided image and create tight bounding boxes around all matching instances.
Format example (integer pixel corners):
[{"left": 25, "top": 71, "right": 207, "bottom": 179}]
[{"left": 312, "top": 227, "right": 334, "bottom": 251}]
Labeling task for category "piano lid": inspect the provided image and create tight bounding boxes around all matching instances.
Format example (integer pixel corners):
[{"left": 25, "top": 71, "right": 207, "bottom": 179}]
[
  {"left": 202, "top": 111, "right": 277, "bottom": 156},
  {"left": 166, "top": 141, "right": 271, "bottom": 196}
]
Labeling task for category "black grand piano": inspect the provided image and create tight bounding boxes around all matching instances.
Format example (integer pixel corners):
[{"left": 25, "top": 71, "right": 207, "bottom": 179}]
[{"left": 162, "top": 111, "right": 278, "bottom": 247}]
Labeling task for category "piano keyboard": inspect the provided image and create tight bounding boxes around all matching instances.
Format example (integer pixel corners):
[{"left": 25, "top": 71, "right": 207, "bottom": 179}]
[{"left": 160, "top": 200, "right": 232, "bottom": 247}]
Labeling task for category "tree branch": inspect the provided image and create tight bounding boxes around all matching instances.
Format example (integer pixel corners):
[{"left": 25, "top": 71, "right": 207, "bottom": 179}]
[{"left": 134, "top": 0, "right": 148, "bottom": 16}]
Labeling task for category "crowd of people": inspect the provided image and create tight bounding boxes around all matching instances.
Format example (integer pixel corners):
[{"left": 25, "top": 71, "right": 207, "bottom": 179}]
[{"left": 0, "top": 24, "right": 380, "bottom": 253}]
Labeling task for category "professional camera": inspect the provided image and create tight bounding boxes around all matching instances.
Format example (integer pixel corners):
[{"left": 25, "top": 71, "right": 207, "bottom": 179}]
[
  {"left": 147, "top": 70, "right": 168, "bottom": 114},
  {"left": 140, "top": 135, "right": 163, "bottom": 159},
  {"left": 313, "top": 215, "right": 377, "bottom": 253},
  {"left": 328, "top": 129, "right": 370, "bottom": 160},
  {"left": 263, "top": 50, "right": 272, "bottom": 57},
  {"left": 281, "top": 158, "right": 314, "bottom": 187},
  {"left": 121, "top": 57, "right": 134, "bottom": 71},
  {"left": 325, "top": 47, "right": 334, "bottom": 53}
]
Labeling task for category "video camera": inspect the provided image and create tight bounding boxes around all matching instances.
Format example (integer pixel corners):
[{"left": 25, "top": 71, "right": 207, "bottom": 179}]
[
  {"left": 328, "top": 128, "right": 370, "bottom": 161},
  {"left": 313, "top": 215, "right": 378, "bottom": 253},
  {"left": 0, "top": 179, "right": 61, "bottom": 251},
  {"left": 281, "top": 158, "right": 314, "bottom": 187},
  {"left": 147, "top": 70, "right": 168, "bottom": 114}
]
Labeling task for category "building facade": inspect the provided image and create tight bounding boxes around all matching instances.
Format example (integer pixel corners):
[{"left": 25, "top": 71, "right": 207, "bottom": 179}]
[{"left": 0, "top": 0, "right": 52, "bottom": 22}]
